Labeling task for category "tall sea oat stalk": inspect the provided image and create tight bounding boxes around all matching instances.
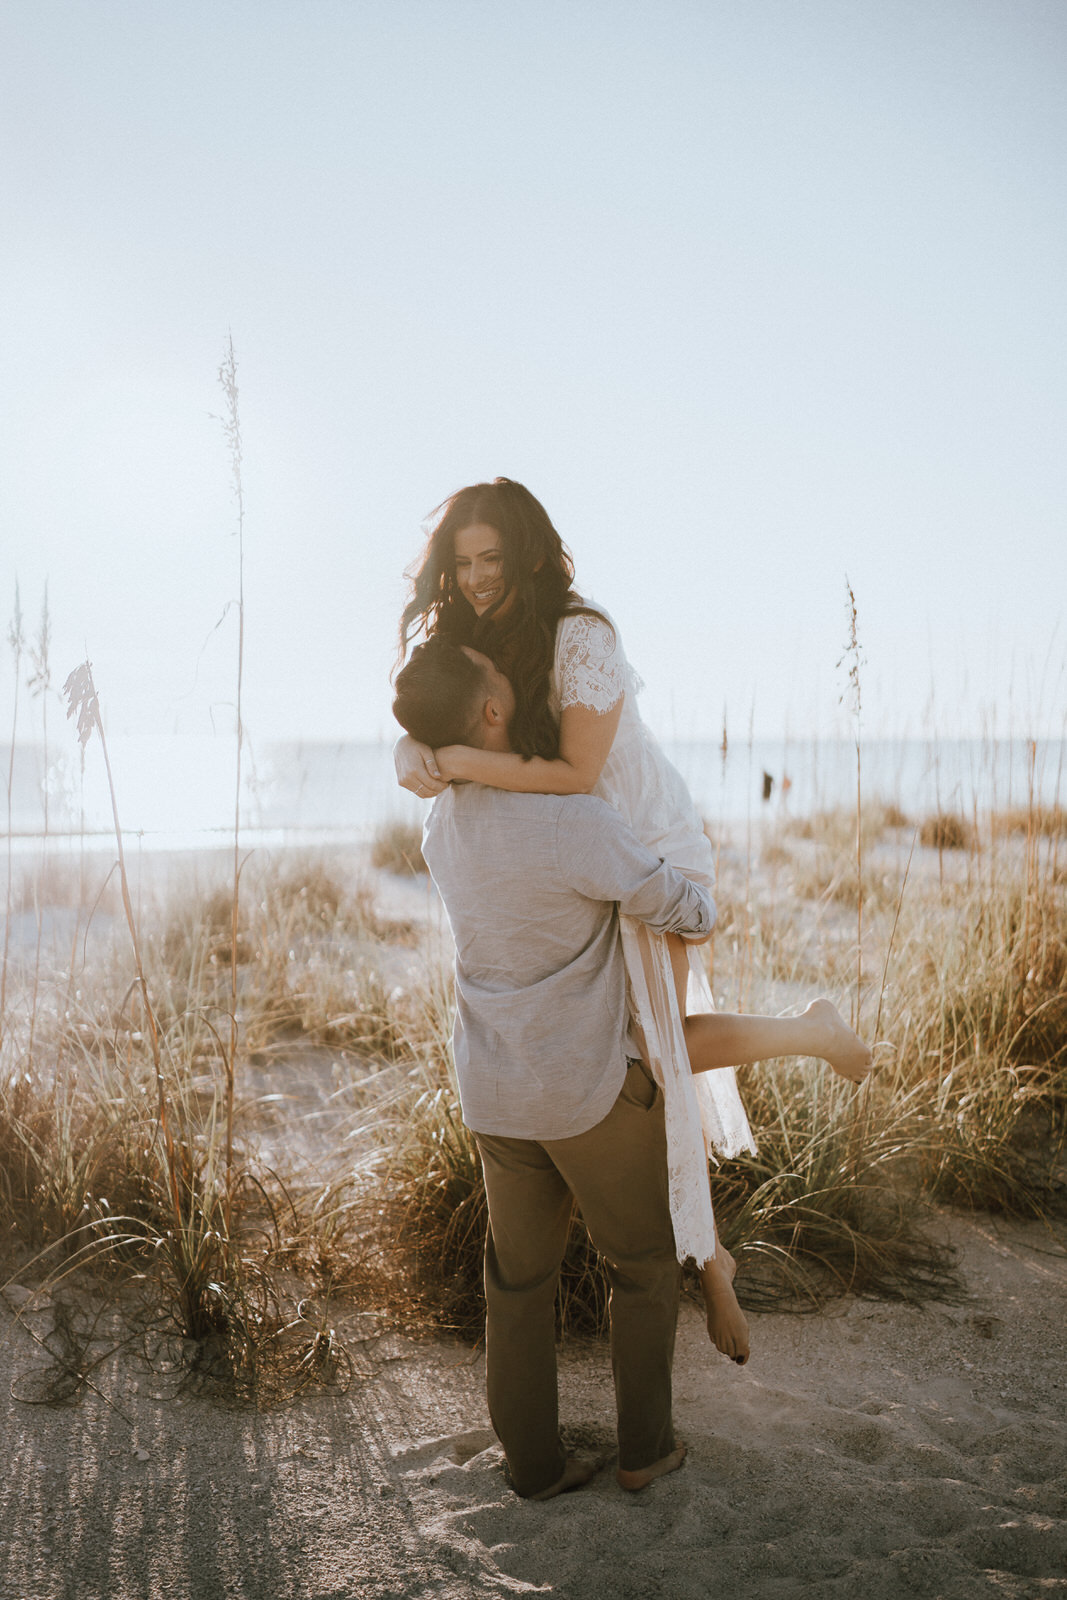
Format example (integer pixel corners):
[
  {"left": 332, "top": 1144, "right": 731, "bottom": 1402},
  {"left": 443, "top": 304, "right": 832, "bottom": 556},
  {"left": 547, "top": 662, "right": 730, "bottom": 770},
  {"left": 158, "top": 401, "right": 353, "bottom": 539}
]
[
  {"left": 28, "top": 586, "right": 51, "bottom": 834},
  {"left": 739, "top": 700, "right": 755, "bottom": 1010},
  {"left": 839, "top": 578, "right": 864, "bottom": 1022},
  {"left": 1, "top": 584, "right": 26, "bottom": 1037},
  {"left": 217, "top": 335, "right": 245, "bottom": 1224},
  {"left": 26, "top": 587, "right": 52, "bottom": 1062},
  {"left": 710, "top": 703, "right": 728, "bottom": 985},
  {"left": 61, "top": 661, "right": 184, "bottom": 1227}
]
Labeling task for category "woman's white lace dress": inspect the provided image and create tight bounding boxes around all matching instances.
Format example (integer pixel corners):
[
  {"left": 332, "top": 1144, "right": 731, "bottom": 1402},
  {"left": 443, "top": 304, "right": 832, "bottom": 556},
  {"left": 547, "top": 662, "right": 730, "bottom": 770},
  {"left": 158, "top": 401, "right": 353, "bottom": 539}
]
[{"left": 549, "top": 607, "right": 756, "bottom": 1265}]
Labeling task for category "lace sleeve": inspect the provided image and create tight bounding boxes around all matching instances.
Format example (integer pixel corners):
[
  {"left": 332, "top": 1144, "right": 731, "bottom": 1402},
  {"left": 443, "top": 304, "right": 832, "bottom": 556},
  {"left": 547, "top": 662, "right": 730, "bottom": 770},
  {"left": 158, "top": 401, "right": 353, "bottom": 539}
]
[{"left": 556, "top": 612, "right": 628, "bottom": 714}]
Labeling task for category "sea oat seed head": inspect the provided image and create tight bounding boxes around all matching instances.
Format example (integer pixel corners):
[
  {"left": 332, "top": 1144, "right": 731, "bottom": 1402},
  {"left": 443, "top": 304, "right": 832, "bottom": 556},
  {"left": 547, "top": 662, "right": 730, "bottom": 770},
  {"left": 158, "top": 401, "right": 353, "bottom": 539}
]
[{"left": 63, "top": 661, "right": 100, "bottom": 747}]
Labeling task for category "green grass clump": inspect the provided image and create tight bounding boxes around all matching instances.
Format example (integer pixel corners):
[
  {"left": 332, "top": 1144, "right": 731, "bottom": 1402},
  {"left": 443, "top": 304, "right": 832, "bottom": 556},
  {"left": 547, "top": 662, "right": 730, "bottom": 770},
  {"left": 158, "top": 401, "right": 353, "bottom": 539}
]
[
  {"left": 885, "top": 879, "right": 1067, "bottom": 1213},
  {"left": 710, "top": 1066, "right": 956, "bottom": 1306}
]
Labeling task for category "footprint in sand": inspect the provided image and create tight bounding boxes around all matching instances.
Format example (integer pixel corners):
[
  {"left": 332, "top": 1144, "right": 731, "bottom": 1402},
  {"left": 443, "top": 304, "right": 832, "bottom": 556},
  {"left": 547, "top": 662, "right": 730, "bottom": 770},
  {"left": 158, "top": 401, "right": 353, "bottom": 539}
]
[
  {"left": 392, "top": 1427, "right": 506, "bottom": 1495},
  {"left": 960, "top": 1513, "right": 1067, "bottom": 1580},
  {"left": 823, "top": 1413, "right": 893, "bottom": 1465},
  {"left": 878, "top": 1547, "right": 973, "bottom": 1594},
  {"left": 978, "top": 1422, "right": 1066, "bottom": 1485},
  {"left": 392, "top": 1426, "right": 499, "bottom": 1470},
  {"left": 883, "top": 1476, "right": 985, "bottom": 1539}
]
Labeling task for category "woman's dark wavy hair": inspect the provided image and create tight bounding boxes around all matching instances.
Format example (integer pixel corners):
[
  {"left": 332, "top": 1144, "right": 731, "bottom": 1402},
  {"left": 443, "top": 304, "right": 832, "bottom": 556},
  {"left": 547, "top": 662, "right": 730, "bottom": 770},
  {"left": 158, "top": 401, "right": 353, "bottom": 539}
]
[{"left": 398, "top": 478, "right": 605, "bottom": 760}]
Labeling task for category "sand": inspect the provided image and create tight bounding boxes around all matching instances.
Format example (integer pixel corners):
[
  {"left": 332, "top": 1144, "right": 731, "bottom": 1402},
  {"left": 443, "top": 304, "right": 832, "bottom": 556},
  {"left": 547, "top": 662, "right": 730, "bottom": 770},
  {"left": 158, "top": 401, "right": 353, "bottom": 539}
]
[
  {"left": 2, "top": 842, "right": 1065, "bottom": 1598},
  {"left": 1, "top": 1208, "right": 1064, "bottom": 1600}
]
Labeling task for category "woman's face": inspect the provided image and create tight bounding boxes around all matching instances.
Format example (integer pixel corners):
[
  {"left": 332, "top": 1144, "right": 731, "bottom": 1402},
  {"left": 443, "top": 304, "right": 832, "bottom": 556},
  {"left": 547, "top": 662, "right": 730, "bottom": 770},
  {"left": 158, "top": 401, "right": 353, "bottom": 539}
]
[{"left": 453, "top": 523, "right": 513, "bottom": 618}]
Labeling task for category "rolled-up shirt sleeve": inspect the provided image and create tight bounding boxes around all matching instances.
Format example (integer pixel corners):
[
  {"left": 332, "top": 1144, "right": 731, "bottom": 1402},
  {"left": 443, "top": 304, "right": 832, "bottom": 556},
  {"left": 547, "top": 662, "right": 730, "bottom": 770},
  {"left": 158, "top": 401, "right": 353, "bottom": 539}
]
[{"left": 555, "top": 797, "right": 716, "bottom": 939}]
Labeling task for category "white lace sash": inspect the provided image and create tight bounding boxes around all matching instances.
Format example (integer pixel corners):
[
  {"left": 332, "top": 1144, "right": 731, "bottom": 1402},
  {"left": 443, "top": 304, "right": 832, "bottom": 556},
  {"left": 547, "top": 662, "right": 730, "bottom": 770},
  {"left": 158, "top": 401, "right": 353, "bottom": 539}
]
[{"left": 619, "top": 917, "right": 757, "bottom": 1266}]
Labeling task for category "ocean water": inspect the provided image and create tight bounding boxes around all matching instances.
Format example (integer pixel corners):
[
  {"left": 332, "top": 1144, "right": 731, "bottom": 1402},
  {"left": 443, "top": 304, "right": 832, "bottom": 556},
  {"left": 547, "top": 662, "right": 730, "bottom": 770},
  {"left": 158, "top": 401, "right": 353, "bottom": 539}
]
[{"left": 3, "top": 734, "right": 1064, "bottom": 853}]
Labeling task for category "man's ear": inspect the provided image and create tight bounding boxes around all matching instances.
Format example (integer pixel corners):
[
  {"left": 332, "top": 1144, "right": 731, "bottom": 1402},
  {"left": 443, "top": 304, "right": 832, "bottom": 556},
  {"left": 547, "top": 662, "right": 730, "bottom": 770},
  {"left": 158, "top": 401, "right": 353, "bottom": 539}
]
[{"left": 484, "top": 695, "right": 508, "bottom": 726}]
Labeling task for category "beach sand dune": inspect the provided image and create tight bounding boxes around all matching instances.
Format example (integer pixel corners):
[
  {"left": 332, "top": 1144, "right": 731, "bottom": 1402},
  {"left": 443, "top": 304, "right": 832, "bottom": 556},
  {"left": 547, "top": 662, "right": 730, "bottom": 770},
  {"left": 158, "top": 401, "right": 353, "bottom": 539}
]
[{"left": 1, "top": 1210, "right": 1064, "bottom": 1600}]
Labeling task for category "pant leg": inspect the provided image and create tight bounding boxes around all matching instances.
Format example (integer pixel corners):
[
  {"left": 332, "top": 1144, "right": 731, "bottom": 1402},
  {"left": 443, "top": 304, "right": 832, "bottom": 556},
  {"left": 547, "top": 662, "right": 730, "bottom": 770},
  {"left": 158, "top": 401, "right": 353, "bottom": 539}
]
[
  {"left": 473, "top": 1130, "right": 574, "bottom": 1497},
  {"left": 544, "top": 1060, "right": 681, "bottom": 1472}
]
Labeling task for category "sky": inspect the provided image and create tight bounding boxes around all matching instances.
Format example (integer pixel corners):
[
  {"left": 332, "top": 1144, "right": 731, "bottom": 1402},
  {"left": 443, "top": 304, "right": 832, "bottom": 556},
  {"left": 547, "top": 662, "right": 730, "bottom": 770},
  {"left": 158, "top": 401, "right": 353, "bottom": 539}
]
[{"left": 2, "top": 0, "right": 1065, "bottom": 778}]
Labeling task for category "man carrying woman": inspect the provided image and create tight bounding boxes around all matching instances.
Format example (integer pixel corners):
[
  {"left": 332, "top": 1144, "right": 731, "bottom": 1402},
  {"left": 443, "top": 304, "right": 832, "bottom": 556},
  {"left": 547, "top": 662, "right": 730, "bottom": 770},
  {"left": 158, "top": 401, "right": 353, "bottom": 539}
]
[{"left": 393, "top": 636, "right": 713, "bottom": 1498}]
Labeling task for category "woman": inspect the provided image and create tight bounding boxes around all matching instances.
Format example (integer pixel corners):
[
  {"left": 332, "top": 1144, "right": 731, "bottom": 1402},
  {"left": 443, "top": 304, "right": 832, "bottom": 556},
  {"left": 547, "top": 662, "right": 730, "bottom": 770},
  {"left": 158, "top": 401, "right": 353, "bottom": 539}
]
[{"left": 395, "top": 479, "right": 873, "bottom": 1364}]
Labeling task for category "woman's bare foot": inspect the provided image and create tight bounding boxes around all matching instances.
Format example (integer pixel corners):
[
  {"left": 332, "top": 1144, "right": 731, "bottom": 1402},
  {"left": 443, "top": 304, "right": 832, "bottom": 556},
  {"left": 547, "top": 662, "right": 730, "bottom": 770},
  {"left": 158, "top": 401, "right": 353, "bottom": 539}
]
[
  {"left": 805, "top": 998, "right": 874, "bottom": 1083},
  {"left": 617, "top": 1443, "right": 687, "bottom": 1492},
  {"left": 529, "top": 1457, "right": 600, "bottom": 1500},
  {"left": 701, "top": 1260, "right": 750, "bottom": 1364},
  {"left": 715, "top": 1239, "right": 738, "bottom": 1284}
]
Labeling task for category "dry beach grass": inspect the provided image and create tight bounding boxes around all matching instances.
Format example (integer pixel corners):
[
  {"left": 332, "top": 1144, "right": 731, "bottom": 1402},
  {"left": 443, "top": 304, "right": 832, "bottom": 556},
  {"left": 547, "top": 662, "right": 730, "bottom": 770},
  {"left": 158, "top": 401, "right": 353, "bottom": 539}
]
[{"left": 0, "top": 807, "right": 1065, "bottom": 1598}]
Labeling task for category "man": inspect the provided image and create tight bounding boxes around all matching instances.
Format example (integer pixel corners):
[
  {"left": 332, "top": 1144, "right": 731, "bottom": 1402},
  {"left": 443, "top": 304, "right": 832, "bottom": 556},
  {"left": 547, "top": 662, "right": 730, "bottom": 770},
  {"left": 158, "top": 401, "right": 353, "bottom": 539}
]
[{"left": 392, "top": 636, "right": 716, "bottom": 1500}]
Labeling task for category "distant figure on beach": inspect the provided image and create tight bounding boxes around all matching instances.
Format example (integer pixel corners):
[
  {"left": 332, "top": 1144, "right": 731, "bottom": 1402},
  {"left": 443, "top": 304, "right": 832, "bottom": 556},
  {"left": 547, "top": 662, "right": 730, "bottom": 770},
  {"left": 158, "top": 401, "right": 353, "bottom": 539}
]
[{"left": 394, "top": 479, "right": 873, "bottom": 1369}]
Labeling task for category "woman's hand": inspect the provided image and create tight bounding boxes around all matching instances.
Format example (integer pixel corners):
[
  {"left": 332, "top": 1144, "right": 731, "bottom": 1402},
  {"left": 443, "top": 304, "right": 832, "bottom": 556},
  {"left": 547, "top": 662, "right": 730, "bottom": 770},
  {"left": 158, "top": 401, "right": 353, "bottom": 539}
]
[
  {"left": 433, "top": 745, "right": 476, "bottom": 783},
  {"left": 393, "top": 734, "right": 448, "bottom": 798}
]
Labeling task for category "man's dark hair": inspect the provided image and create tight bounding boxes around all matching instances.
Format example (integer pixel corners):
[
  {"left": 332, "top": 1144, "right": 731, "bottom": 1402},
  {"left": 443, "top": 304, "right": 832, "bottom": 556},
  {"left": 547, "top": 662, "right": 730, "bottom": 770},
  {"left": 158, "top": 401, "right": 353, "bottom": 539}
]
[{"left": 392, "top": 637, "right": 489, "bottom": 749}]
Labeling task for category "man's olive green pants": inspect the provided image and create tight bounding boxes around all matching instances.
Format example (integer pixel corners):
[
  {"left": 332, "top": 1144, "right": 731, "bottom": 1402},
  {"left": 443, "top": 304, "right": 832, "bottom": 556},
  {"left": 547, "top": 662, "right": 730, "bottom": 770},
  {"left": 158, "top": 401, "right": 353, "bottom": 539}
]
[{"left": 474, "top": 1059, "right": 682, "bottom": 1497}]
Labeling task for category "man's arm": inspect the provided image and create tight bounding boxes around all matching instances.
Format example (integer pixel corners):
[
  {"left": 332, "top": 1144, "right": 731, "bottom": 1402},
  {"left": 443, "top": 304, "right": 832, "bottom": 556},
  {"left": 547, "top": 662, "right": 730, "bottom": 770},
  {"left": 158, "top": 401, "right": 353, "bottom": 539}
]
[{"left": 555, "top": 797, "right": 715, "bottom": 940}]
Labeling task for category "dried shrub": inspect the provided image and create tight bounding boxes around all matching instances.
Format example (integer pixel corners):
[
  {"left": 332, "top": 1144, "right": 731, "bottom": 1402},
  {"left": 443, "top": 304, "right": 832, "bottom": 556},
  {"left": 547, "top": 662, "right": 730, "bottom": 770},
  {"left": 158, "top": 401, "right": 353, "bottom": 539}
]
[
  {"left": 371, "top": 820, "right": 427, "bottom": 876},
  {"left": 992, "top": 805, "right": 1067, "bottom": 838},
  {"left": 919, "top": 813, "right": 973, "bottom": 851}
]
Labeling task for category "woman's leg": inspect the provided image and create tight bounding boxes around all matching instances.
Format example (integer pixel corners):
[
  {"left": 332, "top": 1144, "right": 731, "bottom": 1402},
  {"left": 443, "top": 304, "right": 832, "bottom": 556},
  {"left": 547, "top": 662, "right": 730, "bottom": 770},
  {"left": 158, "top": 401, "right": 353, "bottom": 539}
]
[
  {"left": 626, "top": 932, "right": 749, "bottom": 1364},
  {"left": 700, "top": 1258, "right": 749, "bottom": 1364},
  {"left": 663, "top": 936, "right": 869, "bottom": 1366},
  {"left": 666, "top": 937, "right": 873, "bottom": 1083}
]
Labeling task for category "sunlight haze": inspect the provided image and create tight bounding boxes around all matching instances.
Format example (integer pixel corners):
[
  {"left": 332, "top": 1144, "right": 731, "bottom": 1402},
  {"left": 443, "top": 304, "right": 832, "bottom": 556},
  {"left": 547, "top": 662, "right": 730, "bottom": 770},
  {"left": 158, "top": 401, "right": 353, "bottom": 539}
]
[{"left": 2, "top": 0, "right": 1064, "bottom": 772}]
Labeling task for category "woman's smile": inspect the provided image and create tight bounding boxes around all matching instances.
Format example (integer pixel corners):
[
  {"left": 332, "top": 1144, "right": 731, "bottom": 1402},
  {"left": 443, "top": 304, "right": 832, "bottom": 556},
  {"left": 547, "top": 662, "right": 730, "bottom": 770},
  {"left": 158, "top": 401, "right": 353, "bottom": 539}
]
[{"left": 454, "top": 523, "right": 513, "bottom": 617}]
